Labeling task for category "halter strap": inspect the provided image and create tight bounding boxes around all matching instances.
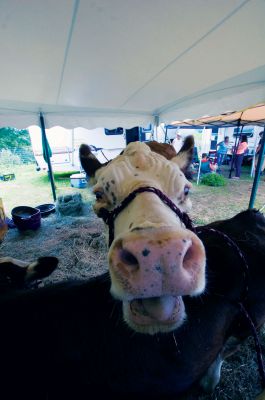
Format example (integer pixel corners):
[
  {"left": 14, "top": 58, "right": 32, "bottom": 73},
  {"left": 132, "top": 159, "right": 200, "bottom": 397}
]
[{"left": 98, "top": 186, "right": 194, "bottom": 247}]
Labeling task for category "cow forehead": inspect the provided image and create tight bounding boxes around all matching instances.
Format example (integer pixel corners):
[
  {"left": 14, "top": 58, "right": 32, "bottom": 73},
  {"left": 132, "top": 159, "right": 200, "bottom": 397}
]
[{"left": 94, "top": 142, "right": 190, "bottom": 200}]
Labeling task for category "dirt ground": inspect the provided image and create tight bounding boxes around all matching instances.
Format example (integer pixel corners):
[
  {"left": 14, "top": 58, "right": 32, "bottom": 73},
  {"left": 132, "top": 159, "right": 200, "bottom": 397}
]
[{"left": 1, "top": 169, "right": 265, "bottom": 399}]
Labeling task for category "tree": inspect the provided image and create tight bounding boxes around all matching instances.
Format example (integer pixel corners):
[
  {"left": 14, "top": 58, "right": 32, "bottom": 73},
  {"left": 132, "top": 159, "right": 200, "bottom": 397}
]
[
  {"left": 0, "top": 127, "right": 31, "bottom": 149},
  {"left": 0, "top": 149, "right": 21, "bottom": 166}
]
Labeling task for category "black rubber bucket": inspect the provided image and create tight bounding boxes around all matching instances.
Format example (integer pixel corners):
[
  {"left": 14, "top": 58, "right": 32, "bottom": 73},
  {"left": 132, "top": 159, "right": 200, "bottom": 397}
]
[
  {"left": 36, "top": 203, "right": 55, "bottom": 218},
  {"left": 11, "top": 206, "right": 41, "bottom": 231}
]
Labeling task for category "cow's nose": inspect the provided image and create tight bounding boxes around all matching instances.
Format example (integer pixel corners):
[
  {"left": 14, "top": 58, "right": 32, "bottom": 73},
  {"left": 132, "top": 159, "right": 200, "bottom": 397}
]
[{"left": 109, "top": 228, "right": 206, "bottom": 299}]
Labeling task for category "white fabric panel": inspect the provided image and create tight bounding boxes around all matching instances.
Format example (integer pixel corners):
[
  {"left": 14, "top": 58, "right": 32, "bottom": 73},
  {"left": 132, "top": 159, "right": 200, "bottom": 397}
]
[
  {"left": 0, "top": 111, "right": 152, "bottom": 130},
  {"left": 0, "top": 108, "right": 153, "bottom": 129},
  {"left": 43, "top": 112, "right": 152, "bottom": 130}
]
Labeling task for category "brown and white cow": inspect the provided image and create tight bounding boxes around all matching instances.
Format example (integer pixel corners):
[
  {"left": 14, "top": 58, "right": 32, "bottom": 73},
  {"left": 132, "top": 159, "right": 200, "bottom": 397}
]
[{"left": 80, "top": 138, "right": 206, "bottom": 334}]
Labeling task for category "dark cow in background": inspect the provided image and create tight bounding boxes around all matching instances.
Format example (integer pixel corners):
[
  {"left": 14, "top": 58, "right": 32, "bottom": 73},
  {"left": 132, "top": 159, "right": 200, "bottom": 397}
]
[{"left": 0, "top": 140, "right": 265, "bottom": 399}]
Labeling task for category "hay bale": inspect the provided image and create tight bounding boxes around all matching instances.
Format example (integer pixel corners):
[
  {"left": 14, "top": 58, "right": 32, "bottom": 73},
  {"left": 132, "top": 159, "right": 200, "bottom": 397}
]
[{"left": 56, "top": 193, "right": 84, "bottom": 216}]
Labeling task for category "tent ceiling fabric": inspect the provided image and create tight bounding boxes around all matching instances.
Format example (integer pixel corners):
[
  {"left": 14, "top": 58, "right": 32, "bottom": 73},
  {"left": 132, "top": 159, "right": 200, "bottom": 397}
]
[{"left": 0, "top": 0, "right": 265, "bottom": 129}]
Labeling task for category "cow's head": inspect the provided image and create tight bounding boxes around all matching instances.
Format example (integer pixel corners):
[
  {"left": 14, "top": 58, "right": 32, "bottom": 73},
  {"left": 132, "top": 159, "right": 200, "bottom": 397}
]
[{"left": 80, "top": 139, "right": 206, "bottom": 334}]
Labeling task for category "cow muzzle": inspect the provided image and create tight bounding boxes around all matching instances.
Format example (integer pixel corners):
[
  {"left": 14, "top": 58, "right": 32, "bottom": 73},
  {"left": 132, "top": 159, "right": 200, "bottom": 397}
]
[{"left": 109, "top": 227, "right": 206, "bottom": 334}]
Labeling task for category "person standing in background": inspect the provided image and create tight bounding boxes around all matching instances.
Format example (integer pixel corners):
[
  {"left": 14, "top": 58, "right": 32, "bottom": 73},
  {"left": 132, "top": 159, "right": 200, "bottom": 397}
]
[
  {"left": 216, "top": 136, "right": 229, "bottom": 170},
  {"left": 232, "top": 135, "right": 248, "bottom": 179}
]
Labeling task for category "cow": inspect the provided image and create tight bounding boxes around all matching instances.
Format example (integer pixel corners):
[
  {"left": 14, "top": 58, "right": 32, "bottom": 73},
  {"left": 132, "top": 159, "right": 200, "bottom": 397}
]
[
  {"left": 77, "top": 139, "right": 265, "bottom": 397},
  {"left": 79, "top": 138, "right": 206, "bottom": 335},
  {"left": 0, "top": 210, "right": 265, "bottom": 399}
]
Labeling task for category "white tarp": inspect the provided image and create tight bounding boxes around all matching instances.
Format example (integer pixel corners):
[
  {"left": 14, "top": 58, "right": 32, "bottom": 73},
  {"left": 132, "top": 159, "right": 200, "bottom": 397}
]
[{"left": 0, "top": 0, "right": 265, "bottom": 129}]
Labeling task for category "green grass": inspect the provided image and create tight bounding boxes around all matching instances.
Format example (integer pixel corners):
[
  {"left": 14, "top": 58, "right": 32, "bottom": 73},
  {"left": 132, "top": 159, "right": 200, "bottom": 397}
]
[
  {"left": 0, "top": 164, "right": 94, "bottom": 216},
  {"left": 201, "top": 173, "right": 227, "bottom": 186},
  {"left": 190, "top": 171, "right": 265, "bottom": 225},
  {"left": 1, "top": 163, "right": 265, "bottom": 222}
]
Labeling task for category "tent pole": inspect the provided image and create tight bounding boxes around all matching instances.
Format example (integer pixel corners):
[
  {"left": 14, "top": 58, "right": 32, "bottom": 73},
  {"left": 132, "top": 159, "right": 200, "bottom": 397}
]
[
  {"left": 248, "top": 126, "right": 265, "bottom": 209},
  {"left": 153, "top": 115, "right": 159, "bottom": 141},
  {"left": 196, "top": 159, "right": 202, "bottom": 185},
  {"left": 164, "top": 126, "right": 168, "bottom": 143},
  {"left": 197, "top": 126, "right": 207, "bottom": 185},
  {"left": 251, "top": 132, "right": 260, "bottom": 177},
  {"left": 39, "top": 113, "right": 56, "bottom": 201},
  {"left": 71, "top": 129, "right": 75, "bottom": 166}
]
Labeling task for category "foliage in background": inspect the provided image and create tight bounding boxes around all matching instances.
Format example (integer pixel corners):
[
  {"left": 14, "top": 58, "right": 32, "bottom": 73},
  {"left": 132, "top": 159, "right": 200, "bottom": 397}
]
[
  {"left": 0, "top": 127, "right": 31, "bottom": 148},
  {"left": 201, "top": 173, "right": 227, "bottom": 187},
  {"left": 0, "top": 147, "right": 35, "bottom": 166},
  {"left": 0, "top": 149, "right": 21, "bottom": 166},
  {"left": 0, "top": 127, "right": 34, "bottom": 165}
]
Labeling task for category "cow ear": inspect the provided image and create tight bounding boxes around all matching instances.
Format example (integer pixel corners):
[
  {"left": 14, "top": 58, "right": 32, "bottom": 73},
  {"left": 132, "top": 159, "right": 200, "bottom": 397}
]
[
  {"left": 79, "top": 144, "right": 104, "bottom": 177},
  {"left": 172, "top": 136, "right": 194, "bottom": 172}
]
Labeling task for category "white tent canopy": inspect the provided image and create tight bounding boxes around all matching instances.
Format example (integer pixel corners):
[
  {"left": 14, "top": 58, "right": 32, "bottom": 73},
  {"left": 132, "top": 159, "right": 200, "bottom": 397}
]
[{"left": 0, "top": 0, "right": 265, "bottom": 129}]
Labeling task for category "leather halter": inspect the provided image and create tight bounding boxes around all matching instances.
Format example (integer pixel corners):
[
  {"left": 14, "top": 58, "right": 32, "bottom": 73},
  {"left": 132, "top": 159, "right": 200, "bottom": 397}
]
[{"left": 98, "top": 185, "right": 265, "bottom": 387}]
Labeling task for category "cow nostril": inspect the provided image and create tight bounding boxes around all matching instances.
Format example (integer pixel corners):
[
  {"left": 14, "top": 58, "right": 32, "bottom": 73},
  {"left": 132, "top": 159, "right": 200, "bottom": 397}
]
[
  {"left": 182, "top": 242, "right": 194, "bottom": 270},
  {"left": 120, "top": 249, "right": 138, "bottom": 266}
]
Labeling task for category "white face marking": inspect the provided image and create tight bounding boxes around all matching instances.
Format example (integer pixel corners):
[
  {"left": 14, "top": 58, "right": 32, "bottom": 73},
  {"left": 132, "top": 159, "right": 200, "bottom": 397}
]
[{"left": 93, "top": 142, "right": 192, "bottom": 221}]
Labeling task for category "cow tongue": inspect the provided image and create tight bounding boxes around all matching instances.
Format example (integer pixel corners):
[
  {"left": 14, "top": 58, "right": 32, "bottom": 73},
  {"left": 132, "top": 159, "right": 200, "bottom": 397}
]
[{"left": 140, "top": 295, "right": 176, "bottom": 321}]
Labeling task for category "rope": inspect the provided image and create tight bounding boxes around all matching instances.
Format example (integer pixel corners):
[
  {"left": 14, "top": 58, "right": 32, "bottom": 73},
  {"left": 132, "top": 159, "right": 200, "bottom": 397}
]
[{"left": 238, "top": 302, "right": 265, "bottom": 388}]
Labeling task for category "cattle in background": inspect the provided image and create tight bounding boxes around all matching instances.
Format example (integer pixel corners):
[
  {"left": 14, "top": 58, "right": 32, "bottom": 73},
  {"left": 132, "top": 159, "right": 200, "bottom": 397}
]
[
  {"left": 0, "top": 256, "right": 58, "bottom": 292},
  {"left": 80, "top": 138, "right": 205, "bottom": 335},
  {"left": 0, "top": 210, "right": 264, "bottom": 399}
]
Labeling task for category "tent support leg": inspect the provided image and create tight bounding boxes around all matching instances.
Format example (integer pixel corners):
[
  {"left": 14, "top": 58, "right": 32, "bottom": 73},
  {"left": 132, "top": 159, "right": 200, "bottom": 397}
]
[
  {"left": 153, "top": 115, "right": 159, "bottom": 141},
  {"left": 249, "top": 126, "right": 265, "bottom": 209},
  {"left": 39, "top": 113, "right": 57, "bottom": 201}
]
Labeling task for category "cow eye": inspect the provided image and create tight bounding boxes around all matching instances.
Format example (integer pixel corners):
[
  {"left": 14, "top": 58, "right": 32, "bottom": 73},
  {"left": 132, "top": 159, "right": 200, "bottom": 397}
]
[
  {"left": 95, "top": 191, "right": 104, "bottom": 200},
  {"left": 184, "top": 186, "right": 190, "bottom": 196}
]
